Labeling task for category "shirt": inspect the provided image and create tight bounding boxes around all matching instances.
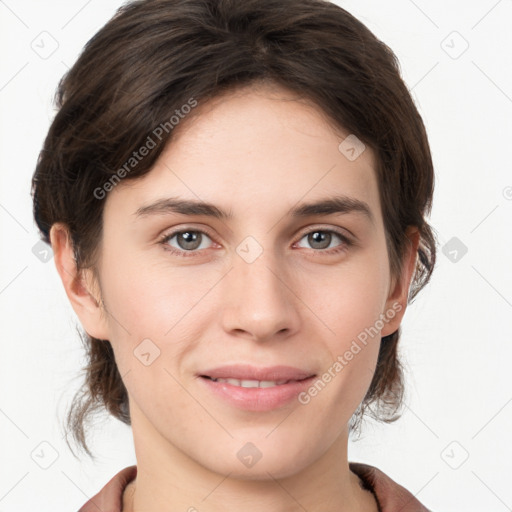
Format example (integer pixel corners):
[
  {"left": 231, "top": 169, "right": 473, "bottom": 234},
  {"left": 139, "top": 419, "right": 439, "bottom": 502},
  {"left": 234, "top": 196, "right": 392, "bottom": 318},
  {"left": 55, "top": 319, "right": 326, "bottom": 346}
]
[{"left": 77, "top": 462, "right": 432, "bottom": 511}]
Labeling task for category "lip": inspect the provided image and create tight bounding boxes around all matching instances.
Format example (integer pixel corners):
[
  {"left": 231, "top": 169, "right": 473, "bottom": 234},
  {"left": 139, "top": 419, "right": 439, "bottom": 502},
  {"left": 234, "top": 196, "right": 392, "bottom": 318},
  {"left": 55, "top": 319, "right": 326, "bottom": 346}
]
[
  {"left": 197, "top": 364, "right": 316, "bottom": 412},
  {"left": 198, "top": 364, "right": 315, "bottom": 382}
]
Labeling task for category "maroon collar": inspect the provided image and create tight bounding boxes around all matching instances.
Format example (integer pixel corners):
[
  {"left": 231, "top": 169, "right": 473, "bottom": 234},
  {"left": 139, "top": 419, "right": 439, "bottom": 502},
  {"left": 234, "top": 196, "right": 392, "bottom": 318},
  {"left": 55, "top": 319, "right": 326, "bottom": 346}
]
[{"left": 349, "top": 462, "right": 431, "bottom": 512}]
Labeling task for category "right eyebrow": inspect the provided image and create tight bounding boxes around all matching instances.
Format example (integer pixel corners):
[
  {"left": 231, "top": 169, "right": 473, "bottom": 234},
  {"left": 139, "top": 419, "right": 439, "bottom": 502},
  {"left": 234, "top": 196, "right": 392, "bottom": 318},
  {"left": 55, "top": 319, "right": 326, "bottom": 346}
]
[{"left": 134, "top": 197, "right": 232, "bottom": 220}]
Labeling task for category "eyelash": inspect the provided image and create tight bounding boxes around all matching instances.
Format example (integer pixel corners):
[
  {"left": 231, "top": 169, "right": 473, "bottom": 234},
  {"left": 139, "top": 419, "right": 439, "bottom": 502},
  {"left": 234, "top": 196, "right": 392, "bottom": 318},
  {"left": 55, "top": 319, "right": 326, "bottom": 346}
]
[{"left": 158, "top": 226, "right": 354, "bottom": 258}]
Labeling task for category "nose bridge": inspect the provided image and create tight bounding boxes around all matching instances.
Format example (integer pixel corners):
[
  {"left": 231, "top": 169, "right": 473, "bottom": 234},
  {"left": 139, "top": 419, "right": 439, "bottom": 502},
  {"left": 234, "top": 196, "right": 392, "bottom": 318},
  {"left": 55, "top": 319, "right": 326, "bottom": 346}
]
[
  {"left": 221, "top": 236, "right": 300, "bottom": 339},
  {"left": 236, "top": 247, "right": 282, "bottom": 298}
]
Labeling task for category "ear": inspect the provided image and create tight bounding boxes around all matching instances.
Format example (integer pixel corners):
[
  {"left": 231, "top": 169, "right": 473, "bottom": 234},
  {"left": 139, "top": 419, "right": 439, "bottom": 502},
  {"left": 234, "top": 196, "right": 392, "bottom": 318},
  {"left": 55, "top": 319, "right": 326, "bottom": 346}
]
[
  {"left": 381, "top": 226, "right": 420, "bottom": 337},
  {"left": 50, "top": 223, "right": 110, "bottom": 340}
]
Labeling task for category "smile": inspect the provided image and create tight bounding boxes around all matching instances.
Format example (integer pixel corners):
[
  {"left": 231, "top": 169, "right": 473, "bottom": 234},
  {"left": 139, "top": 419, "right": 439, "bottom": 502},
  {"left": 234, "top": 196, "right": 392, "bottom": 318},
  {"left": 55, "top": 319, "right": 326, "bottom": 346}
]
[
  {"left": 199, "top": 374, "right": 316, "bottom": 411},
  {"left": 204, "top": 376, "right": 295, "bottom": 387}
]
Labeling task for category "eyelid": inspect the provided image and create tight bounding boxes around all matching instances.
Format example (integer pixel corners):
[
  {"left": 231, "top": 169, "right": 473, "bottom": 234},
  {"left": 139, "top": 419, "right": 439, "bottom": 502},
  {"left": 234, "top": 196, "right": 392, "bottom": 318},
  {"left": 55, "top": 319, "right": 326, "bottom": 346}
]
[{"left": 297, "top": 224, "right": 354, "bottom": 241}]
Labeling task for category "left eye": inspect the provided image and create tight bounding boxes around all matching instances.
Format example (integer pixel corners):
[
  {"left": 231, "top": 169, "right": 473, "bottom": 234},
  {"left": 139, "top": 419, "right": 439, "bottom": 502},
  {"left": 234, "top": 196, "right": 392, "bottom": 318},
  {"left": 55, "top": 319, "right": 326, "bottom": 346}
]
[{"left": 295, "top": 230, "right": 349, "bottom": 251}]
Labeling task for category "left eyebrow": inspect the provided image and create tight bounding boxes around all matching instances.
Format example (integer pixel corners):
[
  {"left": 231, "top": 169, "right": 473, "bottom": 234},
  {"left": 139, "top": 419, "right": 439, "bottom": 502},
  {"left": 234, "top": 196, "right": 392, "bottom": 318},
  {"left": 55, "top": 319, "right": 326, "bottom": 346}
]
[
  {"left": 290, "top": 196, "right": 374, "bottom": 225},
  {"left": 133, "top": 195, "right": 374, "bottom": 225}
]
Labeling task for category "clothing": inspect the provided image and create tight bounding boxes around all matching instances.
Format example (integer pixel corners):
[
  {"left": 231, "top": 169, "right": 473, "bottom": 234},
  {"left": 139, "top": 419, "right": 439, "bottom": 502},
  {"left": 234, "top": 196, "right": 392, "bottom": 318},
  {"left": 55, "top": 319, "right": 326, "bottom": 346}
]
[
  {"left": 77, "top": 462, "right": 431, "bottom": 511},
  {"left": 349, "top": 462, "right": 432, "bottom": 512}
]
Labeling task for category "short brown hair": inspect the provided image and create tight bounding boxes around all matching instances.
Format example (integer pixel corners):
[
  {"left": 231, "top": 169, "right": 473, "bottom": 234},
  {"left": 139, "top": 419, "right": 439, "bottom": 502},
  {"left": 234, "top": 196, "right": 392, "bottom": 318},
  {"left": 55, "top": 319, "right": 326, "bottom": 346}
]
[{"left": 32, "top": 0, "right": 436, "bottom": 458}]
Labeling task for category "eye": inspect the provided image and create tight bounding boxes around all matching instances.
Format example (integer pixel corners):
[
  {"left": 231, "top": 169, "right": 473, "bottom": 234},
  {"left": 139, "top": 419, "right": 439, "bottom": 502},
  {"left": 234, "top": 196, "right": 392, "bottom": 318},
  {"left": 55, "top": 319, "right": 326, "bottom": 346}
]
[
  {"left": 158, "top": 226, "right": 353, "bottom": 258},
  {"left": 159, "top": 229, "right": 215, "bottom": 256},
  {"left": 295, "top": 228, "right": 352, "bottom": 254}
]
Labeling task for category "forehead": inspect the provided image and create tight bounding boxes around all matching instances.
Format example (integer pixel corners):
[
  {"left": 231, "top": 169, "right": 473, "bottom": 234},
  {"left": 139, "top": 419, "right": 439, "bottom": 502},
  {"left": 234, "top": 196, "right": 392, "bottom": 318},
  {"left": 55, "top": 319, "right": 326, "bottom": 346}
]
[{"left": 106, "top": 84, "right": 381, "bottom": 225}]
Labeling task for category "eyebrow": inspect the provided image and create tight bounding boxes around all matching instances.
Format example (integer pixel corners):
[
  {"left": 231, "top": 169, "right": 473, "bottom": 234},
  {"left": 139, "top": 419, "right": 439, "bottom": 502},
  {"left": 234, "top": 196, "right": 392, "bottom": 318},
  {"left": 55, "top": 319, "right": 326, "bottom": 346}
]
[{"left": 134, "top": 195, "right": 374, "bottom": 224}]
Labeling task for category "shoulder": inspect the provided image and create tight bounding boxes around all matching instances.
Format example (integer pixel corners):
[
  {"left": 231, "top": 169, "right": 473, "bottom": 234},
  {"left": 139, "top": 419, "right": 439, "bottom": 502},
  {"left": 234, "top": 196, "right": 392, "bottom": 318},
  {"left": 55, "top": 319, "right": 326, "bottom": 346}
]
[
  {"left": 349, "top": 462, "right": 432, "bottom": 512},
  {"left": 78, "top": 465, "right": 137, "bottom": 512}
]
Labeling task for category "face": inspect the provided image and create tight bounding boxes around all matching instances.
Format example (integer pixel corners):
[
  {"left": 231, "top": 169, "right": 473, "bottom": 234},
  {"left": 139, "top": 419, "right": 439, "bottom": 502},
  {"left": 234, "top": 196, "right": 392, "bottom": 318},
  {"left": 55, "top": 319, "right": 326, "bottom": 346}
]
[{"left": 58, "top": 83, "right": 414, "bottom": 479}]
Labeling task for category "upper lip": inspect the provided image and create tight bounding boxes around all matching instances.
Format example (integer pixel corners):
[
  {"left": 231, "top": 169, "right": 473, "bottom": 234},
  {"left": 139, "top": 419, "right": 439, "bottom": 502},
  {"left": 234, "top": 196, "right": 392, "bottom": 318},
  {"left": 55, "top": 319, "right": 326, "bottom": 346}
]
[{"left": 199, "top": 364, "right": 316, "bottom": 382}]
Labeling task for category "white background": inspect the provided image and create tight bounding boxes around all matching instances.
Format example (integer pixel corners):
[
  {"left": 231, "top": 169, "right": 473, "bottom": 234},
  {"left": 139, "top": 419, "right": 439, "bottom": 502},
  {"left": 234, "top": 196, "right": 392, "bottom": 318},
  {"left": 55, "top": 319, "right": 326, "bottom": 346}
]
[{"left": 1, "top": 1, "right": 511, "bottom": 510}]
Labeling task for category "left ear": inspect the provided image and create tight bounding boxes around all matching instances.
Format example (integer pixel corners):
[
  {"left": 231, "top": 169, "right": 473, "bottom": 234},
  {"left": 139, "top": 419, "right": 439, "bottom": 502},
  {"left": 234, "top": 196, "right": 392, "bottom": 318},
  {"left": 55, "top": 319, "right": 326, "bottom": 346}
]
[{"left": 381, "top": 226, "right": 420, "bottom": 337}]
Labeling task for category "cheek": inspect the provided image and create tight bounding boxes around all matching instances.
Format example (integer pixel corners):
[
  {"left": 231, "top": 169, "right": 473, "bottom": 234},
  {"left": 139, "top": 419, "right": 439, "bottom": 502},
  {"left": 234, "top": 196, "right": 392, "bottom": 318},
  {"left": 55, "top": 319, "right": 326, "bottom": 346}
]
[
  {"left": 100, "top": 247, "right": 221, "bottom": 336},
  {"left": 299, "top": 248, "right": 389, "bottom": 397},
  {"left": 306, "top": 251, "right": 390, "bottom": 344},
  {"left": 98, "top": 252, "right": 226, "bottom": 383}
]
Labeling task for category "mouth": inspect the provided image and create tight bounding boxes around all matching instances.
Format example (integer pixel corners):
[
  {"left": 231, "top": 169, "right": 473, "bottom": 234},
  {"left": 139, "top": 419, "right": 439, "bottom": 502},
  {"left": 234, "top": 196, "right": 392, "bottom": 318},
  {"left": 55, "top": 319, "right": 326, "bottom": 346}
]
[
  {"left": 197, "top": 372, "right": 317, "bottom": 411},
  {"left": 198, "top": 364, "right": 315, "bottom": 382},
  {"left": 199, "top": 375, "right": 312, "bottom": 388}
]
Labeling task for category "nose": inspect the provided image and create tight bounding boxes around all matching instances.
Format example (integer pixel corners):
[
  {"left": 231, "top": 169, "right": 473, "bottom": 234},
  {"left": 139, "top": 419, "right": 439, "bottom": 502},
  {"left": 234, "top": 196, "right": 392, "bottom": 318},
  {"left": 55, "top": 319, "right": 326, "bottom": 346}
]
[{"left": 220, "top": 247, "right": 301, "bottom": 342}]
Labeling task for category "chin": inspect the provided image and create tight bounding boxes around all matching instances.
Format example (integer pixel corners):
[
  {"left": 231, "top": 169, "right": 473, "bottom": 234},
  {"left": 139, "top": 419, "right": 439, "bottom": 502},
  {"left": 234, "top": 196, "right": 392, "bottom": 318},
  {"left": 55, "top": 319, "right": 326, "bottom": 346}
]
[{"left": 197, "top": 440, "right": 315, "bottom": 481}]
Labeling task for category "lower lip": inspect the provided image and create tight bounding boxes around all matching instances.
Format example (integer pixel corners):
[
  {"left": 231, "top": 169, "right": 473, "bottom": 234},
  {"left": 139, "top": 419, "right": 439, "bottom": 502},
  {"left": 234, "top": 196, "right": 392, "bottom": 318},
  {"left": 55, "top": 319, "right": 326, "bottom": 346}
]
[{"left": 198, "top": 376, "right": 316, "bottom": 411}]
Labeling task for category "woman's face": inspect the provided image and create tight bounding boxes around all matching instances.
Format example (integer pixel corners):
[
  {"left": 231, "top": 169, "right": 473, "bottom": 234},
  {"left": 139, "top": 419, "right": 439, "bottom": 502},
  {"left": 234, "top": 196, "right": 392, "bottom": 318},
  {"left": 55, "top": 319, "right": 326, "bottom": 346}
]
[{"left": 72, "top": 84, "right": 413, "bottom": 478}]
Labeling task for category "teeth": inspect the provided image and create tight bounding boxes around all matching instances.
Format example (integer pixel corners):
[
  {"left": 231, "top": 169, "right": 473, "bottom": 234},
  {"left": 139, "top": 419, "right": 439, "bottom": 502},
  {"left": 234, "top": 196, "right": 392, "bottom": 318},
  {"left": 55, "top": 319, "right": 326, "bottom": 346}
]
[{"left": 212, "top": 378, "right": 289, "bottom": 387}]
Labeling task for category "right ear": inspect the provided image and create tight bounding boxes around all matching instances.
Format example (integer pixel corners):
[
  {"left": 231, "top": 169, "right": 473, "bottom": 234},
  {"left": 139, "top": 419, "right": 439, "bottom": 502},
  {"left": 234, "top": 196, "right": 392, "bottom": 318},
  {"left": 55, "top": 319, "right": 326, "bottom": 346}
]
[{"left": 49, "top": 223, "right": 110, "bottom": 340}]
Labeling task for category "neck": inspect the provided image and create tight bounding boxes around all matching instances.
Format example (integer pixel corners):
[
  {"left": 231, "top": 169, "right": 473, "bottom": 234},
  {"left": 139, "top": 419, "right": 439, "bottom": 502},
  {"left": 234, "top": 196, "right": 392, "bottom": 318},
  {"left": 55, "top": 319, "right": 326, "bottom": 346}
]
[{"left": 123, "top": 404, "right": 378, "bottom": 512}]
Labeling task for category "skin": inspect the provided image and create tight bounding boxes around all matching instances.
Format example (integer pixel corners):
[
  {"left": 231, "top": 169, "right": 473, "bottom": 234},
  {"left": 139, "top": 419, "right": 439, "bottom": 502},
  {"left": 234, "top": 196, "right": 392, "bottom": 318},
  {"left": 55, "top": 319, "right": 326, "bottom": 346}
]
[{"left": 51, "top": 83, "right": 419, "bottom": 512}]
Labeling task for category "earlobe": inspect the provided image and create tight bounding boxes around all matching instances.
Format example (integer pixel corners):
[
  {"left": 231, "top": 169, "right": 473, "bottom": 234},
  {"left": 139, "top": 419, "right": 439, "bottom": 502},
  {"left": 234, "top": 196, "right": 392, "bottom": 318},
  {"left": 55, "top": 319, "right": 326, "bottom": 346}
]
[
  {"left": 381, "top": 226, "right": 420, "bottom": 337},
  {"left": 49, "top": 223, "right": 109, "bottom": 340}
]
